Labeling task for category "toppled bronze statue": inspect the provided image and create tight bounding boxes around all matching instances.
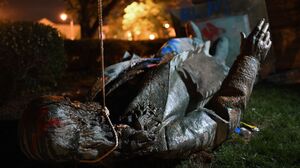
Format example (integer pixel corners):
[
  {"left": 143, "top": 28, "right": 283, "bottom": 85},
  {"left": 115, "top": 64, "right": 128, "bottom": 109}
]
[{"left": 19, "top": 19, "right": 272, "bottom": 164}]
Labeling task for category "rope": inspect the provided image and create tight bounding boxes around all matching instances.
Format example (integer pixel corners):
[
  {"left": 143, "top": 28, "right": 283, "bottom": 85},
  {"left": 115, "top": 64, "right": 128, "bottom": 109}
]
[
  {"left": 99, "top": 0, "right": 105, "bottom": 109},
  {"left": 80, "top": 0, "right": 118, "bottom": 163}
]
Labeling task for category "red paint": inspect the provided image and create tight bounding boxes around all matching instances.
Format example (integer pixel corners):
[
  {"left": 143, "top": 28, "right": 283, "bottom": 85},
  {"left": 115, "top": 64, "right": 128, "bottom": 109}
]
[
  {"left": 147, "top": 64, "right": 158, "bottom": 68},
  {"left": 39, "top": 107, "right": 48, "bottom": 114},
  {"left": 201, "top": 22, "right": 225, "bottom": 41},
  {"left": 47, "top": 118, "right": 61, "bottom": 127},
  {"left": 36, "top": 107, "right": 61, "bottom": 134},
  {"left": 40, "top": 118, "right": 62, "bottom": 132}
]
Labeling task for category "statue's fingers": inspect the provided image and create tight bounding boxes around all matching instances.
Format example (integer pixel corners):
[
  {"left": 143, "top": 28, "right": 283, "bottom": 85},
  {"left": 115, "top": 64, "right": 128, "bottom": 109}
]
[
  {"left": 253, "top": 34, "right": 263, "bottom": 48},
  {"left": 266, "top": 39, "right": 272, "bottom": 48},
  {"left": 257, "top": 32, "right": 266, "bottom": 43},
  {"left": 240, "top": 32, "right": 246, "bottom": 41},
  {"left": 240, "top": 32, "right": 246, "bottom": 48},
  {"left": 262, "top": 22, "right": 269, "bottom": 34},
  {"left": 263, "top": 31, "right": 270, "bottom": 42},
  {"left": 257, "top": 21, "right": 269, "bottom": 41},
  {"left": 257, "top": 18, "right": 265, "bottom": 30},
  {"left": 249, "top": 18, "right": 265, "bottom": 37}
]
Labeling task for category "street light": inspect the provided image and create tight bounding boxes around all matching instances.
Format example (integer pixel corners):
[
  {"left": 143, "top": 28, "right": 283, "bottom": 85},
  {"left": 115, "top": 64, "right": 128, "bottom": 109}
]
[
  {"left": 164, "top": 23, "right": 170, "bottom": 29},
  {"left": 149, "top": 34, "right": 155, "bottom": 40},
  {"left": 60, "top": 12, "right": 74, "bottom": 40},
  {"left": 60, "top": 13, "right": 68, "bottom": 21}
]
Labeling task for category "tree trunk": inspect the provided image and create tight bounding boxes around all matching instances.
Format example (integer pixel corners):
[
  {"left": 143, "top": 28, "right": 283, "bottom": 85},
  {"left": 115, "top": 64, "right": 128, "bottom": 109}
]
[{"left": 80, "top": 0, "right": 120, "bottom": 39}]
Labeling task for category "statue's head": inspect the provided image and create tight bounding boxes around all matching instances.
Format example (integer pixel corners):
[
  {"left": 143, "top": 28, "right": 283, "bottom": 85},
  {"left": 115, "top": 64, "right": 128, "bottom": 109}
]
[{"left": 19, "top": 96, "right": 113, "bottom": 162}]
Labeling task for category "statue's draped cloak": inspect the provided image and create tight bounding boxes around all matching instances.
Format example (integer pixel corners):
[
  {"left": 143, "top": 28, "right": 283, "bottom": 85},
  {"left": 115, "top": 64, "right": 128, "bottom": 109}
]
[{"left": 19, "top": 46, "right": 231, "bottom": 161}]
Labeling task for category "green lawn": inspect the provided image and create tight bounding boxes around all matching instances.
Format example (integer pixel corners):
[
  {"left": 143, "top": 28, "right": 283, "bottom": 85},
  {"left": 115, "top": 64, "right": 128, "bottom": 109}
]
[{"left": 212, "top": 83, "right": 300, "bottom": 168}]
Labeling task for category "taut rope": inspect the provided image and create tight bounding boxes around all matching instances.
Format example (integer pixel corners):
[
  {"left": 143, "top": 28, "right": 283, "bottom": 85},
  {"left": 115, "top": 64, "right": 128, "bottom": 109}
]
[{"left": 80, "top": 0, "right": 119, "bottom": 163}]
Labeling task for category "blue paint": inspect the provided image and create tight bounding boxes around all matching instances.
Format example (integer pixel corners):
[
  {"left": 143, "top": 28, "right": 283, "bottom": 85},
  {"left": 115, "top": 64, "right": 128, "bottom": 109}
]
[
  {"left": 234, "top": 127, "right": 241, "bottom": 134},
  {"left": 160, "top": 38, "right": 184, "bottom": 56}
]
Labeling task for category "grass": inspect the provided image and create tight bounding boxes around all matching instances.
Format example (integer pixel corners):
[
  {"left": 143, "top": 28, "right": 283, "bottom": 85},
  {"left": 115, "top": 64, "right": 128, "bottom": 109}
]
[
  {"left": 211, "top": 83, "right": 300, "bottom": 168},
  {"left": 4, "top": 82, "right": 298, "bottom": 168}
]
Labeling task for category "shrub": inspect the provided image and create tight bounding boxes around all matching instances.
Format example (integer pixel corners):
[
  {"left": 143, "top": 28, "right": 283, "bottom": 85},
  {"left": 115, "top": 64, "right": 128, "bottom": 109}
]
[
  {"left": 64, "top": 39, "right": 167, "bottom": 72},
  {"left": 0, "top": 21, "right": 65, "bottom": 102}
]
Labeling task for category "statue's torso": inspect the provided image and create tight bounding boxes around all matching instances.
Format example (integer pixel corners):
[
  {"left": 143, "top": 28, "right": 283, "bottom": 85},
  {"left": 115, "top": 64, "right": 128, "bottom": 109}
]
[{"left": 107, "top": 49, "right": 228, "bottom": 135}]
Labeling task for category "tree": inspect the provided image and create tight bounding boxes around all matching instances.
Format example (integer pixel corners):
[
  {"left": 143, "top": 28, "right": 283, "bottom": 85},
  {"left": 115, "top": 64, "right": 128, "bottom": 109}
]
[
  {"left": 0, "top": 0, "right": 7, "bottom": 6},
  {"left": 63, "top": 0, "right": 185, "bottom": 39},
  {"left": 63, "top": 0, "right": 120, "bottom": 39},
  {"left": 122, "top": 0, "right": 172, "bottom": 40}
]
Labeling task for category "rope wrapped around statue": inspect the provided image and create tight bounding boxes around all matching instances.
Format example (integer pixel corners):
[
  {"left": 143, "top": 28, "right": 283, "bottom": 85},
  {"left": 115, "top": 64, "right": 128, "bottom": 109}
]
[{"left": 18, "top": 19, "right": 272, "bottom": 164}]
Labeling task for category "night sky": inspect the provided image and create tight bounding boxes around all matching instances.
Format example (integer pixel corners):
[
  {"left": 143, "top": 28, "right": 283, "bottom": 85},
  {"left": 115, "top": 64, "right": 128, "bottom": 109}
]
[{"left": 0, "top": 0, "right": 66, "bottom": 22}]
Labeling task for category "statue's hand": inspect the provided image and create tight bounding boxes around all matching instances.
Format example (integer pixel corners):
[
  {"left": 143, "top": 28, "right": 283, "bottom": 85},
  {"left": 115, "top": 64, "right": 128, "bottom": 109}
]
[
  {"left": 240, "top": 18, "right": 272, "bottom": 62},
  {"left": 117, "top": 125, "right": 156, "bottom": 152}
]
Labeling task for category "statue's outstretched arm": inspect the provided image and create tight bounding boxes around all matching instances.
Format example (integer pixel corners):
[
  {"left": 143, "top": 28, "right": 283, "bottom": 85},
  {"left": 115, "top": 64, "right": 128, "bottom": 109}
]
[{"left": 206, "top": 18, "right": 272, "bottom": 147}]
